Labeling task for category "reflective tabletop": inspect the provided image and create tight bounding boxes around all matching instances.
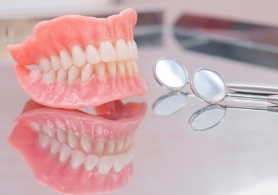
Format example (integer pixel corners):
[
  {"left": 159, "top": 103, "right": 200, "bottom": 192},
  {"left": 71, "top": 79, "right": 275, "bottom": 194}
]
[{"left": 2, "top": 11, "right": 278, "bottom": 195}]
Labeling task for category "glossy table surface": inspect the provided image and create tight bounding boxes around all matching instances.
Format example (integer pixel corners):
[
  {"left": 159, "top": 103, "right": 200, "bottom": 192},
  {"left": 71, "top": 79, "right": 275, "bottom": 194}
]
[{"left": 2, "top": 15, "right": 278, "bottom": 195}]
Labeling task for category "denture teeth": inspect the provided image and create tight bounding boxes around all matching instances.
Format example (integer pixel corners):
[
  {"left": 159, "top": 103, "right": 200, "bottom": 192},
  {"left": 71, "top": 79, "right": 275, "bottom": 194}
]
[
  {"left": 50, "top": 139, "right": 61, "bottom": 155},
  {"left": 50, "top": 55, "right": 61, "bottom": 71},
  {"left": 81, "top": 63, "right": 93, "bottom": 83},
  {"left": 59, "top": 143, "right": 72, "bottom": 162},
  {"left": 57, "top": 68, "right": 67, "bottom": 83},
  {"left": 97, "top": 156, "right": 115, "bottom": 174},
  {"left": 72, "top": 45, "right": 86, "bottom": 67},
  {"left": 93, "top": 140, "right": 104, "bottom": 156},
  {"left": 42, "top": 70, "right": 56, "bottom": 82},
  {"left": 104, "top": 141, "right": 115, "bottom": 155},
  {"left": 132, "top": 40, "right": 138, "bottom": 59},
  {"left": 107, "top": 62, "right": 116, "bottom": 78},
  {"left": 29, "top": 69, "right": 42, "bottom": 80},
  {"left": 84, "top": 155, "right": 99, "bottom": 172},
  {"left": 42, "top": 126, "right": 55, "bottom": 138},
  {"left": 39, "top": 58, "right": 51, "bottom": 72},
  {"left": 131, "top": 60, "right": 138, "bottom": 75},
  {"left": 60, "top": 50, "right": 72, "bottom": 70},
  {"left": 99, "top": 41, "right": 117, "bottom": 62},
  {"left": 115, "top": 39, "right": 128, "bottom": 60},
  {"left": 124, "top": 61, "right": 133, "bottom": 76},
  {"left": 114, "top": 153, "right": 128, "bottom": 172},
  {"left": 80, "top": 135, "right": 92, "bottom": 153},
  {"left": 71, "top": 149, "right": 85, "bottom": 169},
  {"left": 117, "top": 61, "right": 125, "bottom": 76},
  {"left": 68, "top": 66, "right": 80, "bottom": 84},
  {"left": 86, "top": 44, "right": 101, "bottom": 64},
  {"left": 57, "top": 129, "right": 67, "bottom": 143},
  {"left": 115, "top": 139, "right": 124, "bottom": 154},
  {"left": 95, "top": 62, "right": 106, "bottom": 78},
  {"left": 30, "top": 122, "right": 42, "bottom": 132},
  {"left": 39, "top": 132, "right": 51, "bottom": 148},
  {"left": 68, "top": 132, "right": 79, "bottom": 149}
]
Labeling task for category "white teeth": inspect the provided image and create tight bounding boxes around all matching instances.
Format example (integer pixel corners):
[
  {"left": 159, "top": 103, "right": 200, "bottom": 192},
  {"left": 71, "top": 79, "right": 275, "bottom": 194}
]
[
  {"left": 50, "top": 139, "right": 61, "bottom": 155},
  {"left": 117, "top": 61, "right": 125, "bottom": 76},
  {"left": 29, "top": 69, "right": 42, "bottom": 80},
  {"left": 97, "top": 156, "right": 115, "bottom": 174},
  {"left": 81, "top": 63, "right": 93, "bottom": 83},
  {"left": 57, "top": 68, "right": 67, "bottom": 83},
  {"left": 42, "top": 70, "right": 56, "bottom": 82},
  {"left": 115, "top": 139, "right": 124, "bottom": 153},
  {"left": 86, "top": 44, "right": 101, "bottom": 64},
  {"left": 72, "top": 45, "right": 86, "bottom": 67},
  {"left": 71, "top": 149, "right": 85, "bottom": 169},
  {"left": 93, "top": 140, "right": 104, "bottom": 156},
  {"left": 123, "top": 136, "right": 132, "bottom": 151},
  {"left": 131, "top": 60, "right": 138, "bottom": 75},
  {"left": 104, "top": 141, "right": 115, "bottom": 155},
  {"left": 50, "top": 55, "right": 61, "bottom": 71},
  {"left": 114, "top": 153, "right": 128, "bottom": 172},
  {"left": 107, "top": 62, "right": 116, "bottom": 78},
  {"left": 95, "top": 62, "right": 105, "bottom": 78},
  {"left": 99, "top": 41, "right": 117, "bottom": 62},
  {"left": 60, "top": 50, "right": 72, "bottom": 70},
  {"left": 42, "top": 126, "right": 55, "bottom": 138},
  {"left": 68, "top": 66, "right": 80, "bottom": 84},
  {"left": 84, "top": 155, "right": 99, "bottom": 172},
  {"left": 132, "top": 40, "right": 138, "bottom": 59},
  {"left": 30, "top": 122, "right": 41, "bottom": 132},
  {"left": 124, "top": 61, "right": 133, "bottom": 76},
  {"left": 57, "top": 129, "right": 67, "bottom": 143},
  {"left": 59, "top": 143, "right": 72, "bottom": 162},
  {"left": 39, "top": 58, "right": 51, "bottom": 72},
  {"left": 80, "top": 135, "right": 92, "bottom": 153},
  {"left": 115, "top": 39, "right": 128, "bottom": 60},
  {"left": 68, "top": 132, "right": 79, "bottom": 149},
  {"left": 127, "top": 41, "right": 133, "bottom": 59},
  {"left": 39, "top": 133, "right": 51, "bottom": 148}
]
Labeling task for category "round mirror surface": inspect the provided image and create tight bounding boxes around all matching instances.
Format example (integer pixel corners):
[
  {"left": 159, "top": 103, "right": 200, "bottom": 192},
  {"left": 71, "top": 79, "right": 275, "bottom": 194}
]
[
  {"left": 153, "top": 58, "right": 188, "bottom": 90},
  {"left": 191, "top": 68, "right": 226, "bottom": 104},
  {"left": 189, "top": 105, "right": 226, "bottom": 131}
]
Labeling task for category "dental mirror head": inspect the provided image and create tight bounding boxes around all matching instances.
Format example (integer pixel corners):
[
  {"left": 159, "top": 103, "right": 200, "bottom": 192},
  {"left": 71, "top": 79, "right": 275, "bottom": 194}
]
[
  {"left": 190, "top": 68, "right": 227, "bottom": 104},
  {"left": 189, "top": 104, "right": 226, "bottom": 131},
  {"left": 152, "top": 92, "right": 188, "bottom": 116},
  {"left": 153, "top": 58, "right": 189, "bottom": 90}
]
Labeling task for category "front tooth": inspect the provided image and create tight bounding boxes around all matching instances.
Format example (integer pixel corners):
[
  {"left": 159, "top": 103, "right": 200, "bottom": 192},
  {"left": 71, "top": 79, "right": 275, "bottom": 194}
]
[
  {"left": 115, "top": 39, "right": 128, "bottom": 60},
  {"left": 50, "top": 55, "right": 61, "bottom": 71},
  {"left": 42, "top": 70, "right": 56, "bottom": 82},
  {"left": 30, "top": 122, "right": 41, "bottom": 132},
  {"left": 92, "top": 140, "right": 104, "bottom": 156},
  {"left": 68, "top": 132, "right": 79, "bottom": 149},
  {"left": 95, "top": 62, "right": 105, "bottom": 78},
  {"left": 68, "top": 66, "right": 80, "bottom": 84},
  {"left": 99, "top": 41, "right": 117, "bottom": 62},
  {"left": 59, "top": 143, "right": 72, "bottom": 162},
  {"left": 70, "top": 149, "right": 85, "bottom": 169},
  {"left": 57, "top": 68, "right": 67, "bottom": 83},
  {"left": 114, "top": 153, "right": 128, "bottom": 172},
  {"left": 57, "top": 129, "right": 67, "bottom": 143},
  {"left": 29, "top": 69, "right": 42, "bottom": 80},
  {"left": 106, "top": 62, "right": 116, "bottom": 78},
  {"left": 104, "top": 141, "right": 115, "bottom": 155},
  {"left": 85, "top": 155, "right": 99, "bottom": 172},
  {"left": 124, "top": 61, "right": 133, "bottom": 76},
  {"left": 81, "top": 63, "right": 93, "bottom": 83},
  {"left": 86, "top": 45, "right": 101, "bottom": 64},
  {"left": 116, "top": 61, "right": 125, "bottom": 76},
  {"left": 80, "top": 135, "right": 92, "bottom": 153},
  {"left": 60, "top": 50, "right": 72, "bottom": 70},
  {"left": 39, "top": 58, "right": 51, "bottom": 72},
  {"left": 39, "top": 133, "right": 51, "bottom": 148},
  {"left": 50, "top": 139, "right": 61, "bottom": 155},
  {"left": 97, "top": 156, "right": 115, "bottom": 174},
  {"left": 132, "top": 40, "right": 138, "bottom": 59},
  {"left": 42, "top": 126, "right": 55, "bottom": 138},
  {"left": 72, "top": 45, "right": 86, "bottom": 67}
]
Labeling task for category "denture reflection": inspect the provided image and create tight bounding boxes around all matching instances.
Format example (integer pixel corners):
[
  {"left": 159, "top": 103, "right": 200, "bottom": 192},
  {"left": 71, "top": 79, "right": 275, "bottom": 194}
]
[{"left": 9, "top": 100, "right": 146, "bottom": 194}]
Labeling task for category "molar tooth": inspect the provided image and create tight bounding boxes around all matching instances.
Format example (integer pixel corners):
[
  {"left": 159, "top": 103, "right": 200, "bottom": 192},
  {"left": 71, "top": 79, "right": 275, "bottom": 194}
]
[
  {"left": 116, "top": 61, "right": 125, "bottom": 76},
  {"left": 92, "top": 140, "right": 104, "bottom": 156},
  {"left": 50, "top": 55, "right": 61, "bottom": 71},
  {"left": 30, "top": 122, "right": 42, "bottom": 132},
  {"left": 95, "top": 62, "right": 106, "bottom": 78},
  {"left": 107, "top": 62, "right": 116, "bottom": 78},
  {"left": 68, "top": 66, "right": 80, "bottom": 84},
  {"left": 57, "top": 129, "right": 67, "bottom": 143},
  {"left": 59, "top": 143, "right": 72, "bottom": 162},
  {"left": 80, "top": 135, "right": 92, "bottom": 153},
  {"left": 132, "top": 40, "right": 138, "bottom": 59},
  {"left": 99, "top": 41, "right": 117, "bottom": 62},
  {"left": 60, "top": 50, "right": 72, "bottom": 69},
  {"left": 86, "top": 45, "right": 101, "bottom": 64},
  {"left": 72, "top": 45, "right": 86, "bottom": 67},
  {"left": 81, "top": 63, "right": 93, "bottom": 83},
  {"left": 42, "top": 70, "right": 56, "bottom": 83},
  {"left": 50, "top": 139, "right": 61, "bottom": 155},
  {"left": 85, "top": 155, "right": 99, "bottom": 172},
  {"left": 70, "top": 149, "right": 85, "bottom": 169},
  {"left": 57, "top": 68, "right": 67, "bottom": 83},
  {"left": 39, "top": 133, "right": 51, "bottom": 148},
  {"left": 124, "top": 61, "right": 133, "bottom": 76},
  {"left": 68, "top": 132, "right": 79, "bottom": 149},
  {"left": 42, "top": 126, "right": 55, "bottom": 138},
  {"left": 39, "top": 58, "right": 51, "bottom": 72},
  {"left": 115, "top": 39, "right": 128, "bottom": 60},
  {"left": 29, "top": 69, "right": 42, "bottom": 80},
  {"left": 97, "top": 156, "right": 115, "bottom": 174}
]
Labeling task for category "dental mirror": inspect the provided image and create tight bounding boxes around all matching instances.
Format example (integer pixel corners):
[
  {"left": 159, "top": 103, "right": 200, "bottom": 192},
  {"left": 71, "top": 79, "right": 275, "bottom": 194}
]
[
  {"left": 153, "top": 58, "right": 189, "bottom": 90},
  {"left": 152, "top": 92, "right": 188, "bottom": 116}
]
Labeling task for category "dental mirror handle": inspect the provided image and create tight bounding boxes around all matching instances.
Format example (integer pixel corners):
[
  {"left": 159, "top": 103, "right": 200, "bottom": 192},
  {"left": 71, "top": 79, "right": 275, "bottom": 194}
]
[
  {"left": 227, "top": 93, "right": 278, "bottom": 105},
  {"left": 227, "top": 82, "right": 278, "bottom": 95}
]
